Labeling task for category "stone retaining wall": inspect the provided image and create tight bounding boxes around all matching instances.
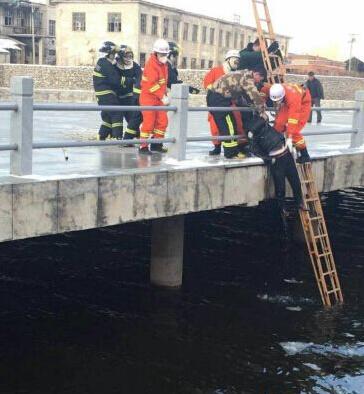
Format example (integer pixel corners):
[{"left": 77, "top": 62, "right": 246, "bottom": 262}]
[{"left": 0, "top": 64, "right": 364, "bottom": 101}]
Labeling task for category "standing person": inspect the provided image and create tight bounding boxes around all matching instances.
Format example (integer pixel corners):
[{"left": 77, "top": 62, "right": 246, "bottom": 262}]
[
  {"left": 139, "top": 39, "right": 170, "bottom": 154},
  {"left": 306, "top": 71, "right": 324, "bottom": 124},
  {"left": 207, "top": 69, "right": 266, "bottom": 159},
  {"left": 115, "top": 45, "right": 142, "bottom": 141},
  {"left": 167, "top": 41, "right": 200, "bottom": 94},
  {"left": 93, "top": 41, "right": 123, "bottom": 140},
  {"left": 269, "top": 83, "right": 312, "bottom": 164},
  {"left": 203, "top": 50, "right": 247, "bottom": 156}
]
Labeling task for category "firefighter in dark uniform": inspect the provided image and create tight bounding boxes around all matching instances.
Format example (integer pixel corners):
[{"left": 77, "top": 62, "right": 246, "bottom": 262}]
[
  {"left": 93, "top": 41, "right": 123, "bottom": 140},
  {"left": 207, "top": 69, "right": 266, "bottom": 159},
  {"left": 167, "top": 41, "right": 200, "bottom": 94},
  {"left": 115, "top": 45, "right": 143, "bottom": 141}
]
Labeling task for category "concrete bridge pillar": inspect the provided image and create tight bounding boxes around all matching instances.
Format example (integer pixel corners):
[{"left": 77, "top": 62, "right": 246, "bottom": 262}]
[{"left": 150, "top": 215, "right": 185, "bottom": 288}]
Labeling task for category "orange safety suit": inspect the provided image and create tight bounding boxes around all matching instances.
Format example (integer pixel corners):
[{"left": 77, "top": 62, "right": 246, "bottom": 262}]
[
  {"left": 140, "top": 53, "right": 168, "bottom": 147},
  {"left": 203, "top": 66, "right": 245, "bottom": 146},
  {"left": 274, "top": 83, "right": 312, "bottom": 151}
]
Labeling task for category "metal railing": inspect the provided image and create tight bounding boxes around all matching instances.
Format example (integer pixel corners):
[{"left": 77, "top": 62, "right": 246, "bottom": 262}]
[{"left": 0, "top": 76, "right": 363, "bottom": 176}]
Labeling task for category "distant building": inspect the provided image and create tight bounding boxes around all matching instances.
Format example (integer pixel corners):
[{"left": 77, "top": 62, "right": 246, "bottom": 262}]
[
  {"left": 0, "top": 0, "right": 56, "bottom": 64},
  {"left": 285, "top": 53, "right": 346, "bottom": 76},
  {"left": 345, "top": 57, "right": 364, "bottom": 74},
  {"left": 51, "top": 0, "right": 290, "bottom": 67}
]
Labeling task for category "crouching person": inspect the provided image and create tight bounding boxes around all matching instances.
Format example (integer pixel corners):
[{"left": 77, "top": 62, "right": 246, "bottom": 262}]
[{"left": 248, "top": 117, "right": 307, "bottom": 212}]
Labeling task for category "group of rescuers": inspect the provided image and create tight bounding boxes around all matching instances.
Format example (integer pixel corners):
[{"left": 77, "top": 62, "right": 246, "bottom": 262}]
[{"left": 93, "top": 38, "right": 314, "bottom": 212}]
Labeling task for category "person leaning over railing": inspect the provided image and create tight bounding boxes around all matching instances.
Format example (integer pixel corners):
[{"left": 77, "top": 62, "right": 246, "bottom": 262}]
[
  {"left": 115, "top": 45, "right": 142, "bottom": 141},
  {"left": 92, "top": 41, "right": 123, "bottom": 140},
  {"left": 207, "top": 69, "right": 266, "bottom": 159},
  {"left": 139, "top": 39, "right": 170, "bottom": 155}
]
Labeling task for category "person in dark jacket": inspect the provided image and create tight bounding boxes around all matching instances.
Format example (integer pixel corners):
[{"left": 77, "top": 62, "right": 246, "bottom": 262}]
[
  {"left": 248, "top": 116, "right": 306, "bottom": 212},
  {"left": 93, "top": 41, "right": 123, "bottom": 140},
  {"left": 306, "top": 71, "right": 324, "bottom": 123},
  {"left": 115, "top": 45, "right": 142, "bottom": 140},
  {"left": 238, "top": 38, "right": 282, "bottom": 81},
  {"left": 167, "top": 41, "right": 200, "bottom": 94}
]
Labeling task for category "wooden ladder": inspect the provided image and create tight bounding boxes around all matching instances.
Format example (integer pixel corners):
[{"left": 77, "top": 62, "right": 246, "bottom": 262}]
[
  {"left": 251, "top": 0, "right": 286, "bottom": 84},
  {"left": 297, "top": 163, "right": 344, "bottom": 306}
]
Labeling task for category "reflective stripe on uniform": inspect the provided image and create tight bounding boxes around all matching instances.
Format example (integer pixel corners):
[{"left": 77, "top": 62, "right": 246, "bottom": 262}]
[
  {"left": 288, "top": 118, "right": 299, "bottom": 125},
  {"left": 93, "top": 71, "right": 105, "bottom": 78},
  {"left": 206, "top": 84, "right": 213, "bottom": 90},
  {"left": 111, "top": 122, "right": 123, "bottom": 128},
  {"left": 295, "top": 138, "right": 306, "bottom": 146},
  {"left": 120, "top": 76, "right": 126, "bottom": 86},
  {"left": 142, "top": 76, "right": 148, "bottom": 81},
  {"left": 119, "top": 93, "right": 133, "bottom": 99},
  {"left": 133, "top": 88, "right": 141, "bottom": 94},
  {"left": 223, "top": 141, "right": 238, "bottom": 148},
  {"left": 95, "top": 90, "right": 116, "bottom": 96},
  {"left": 125, "top": 128, "right": 137, "bottom": 135},
  {"left": 226, "top": 114, "right": 235, "bottom": 137},
  {"left": 102, "top": 121, "right": 112, "bottom": 128},
  {"left": 140, "top": 132, "right": 150, "bottom": 138},
  {"left": 154, "top": 129, "right": 165, "bottom": 136},
  {"left": 149, "top": 84, "right": 161, "bottom": 93},
  {"left": 159, "top": 79, "right": 166, "bottom": 84}
]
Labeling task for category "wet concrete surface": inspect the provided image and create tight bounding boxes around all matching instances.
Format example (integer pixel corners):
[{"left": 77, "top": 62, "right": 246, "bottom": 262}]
[{"left": 0, "top": 109, "right": 355, "bottom": 181}]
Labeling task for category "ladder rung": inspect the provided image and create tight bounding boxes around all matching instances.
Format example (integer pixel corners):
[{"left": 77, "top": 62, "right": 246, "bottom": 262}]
[
  {"left": 313, "top": 234, "right": 328, "bottom": 240},
  {"left": 309, "top": 216, "right": 323, "bottom": 221},
  {"left": 254, "top": 0, "right": 266, "bottom": 4},
  {"left": 302, "top": 180, "right": 315, "bottom": 184},
  {"left": 327, "top": 289, "right": 341, "bottom": 295},
  {"left": 323, "top": 270, "right": 336, "bottom": 276},
  {"left": 305, "top": 198, "right": 319, "bottom": 203}
]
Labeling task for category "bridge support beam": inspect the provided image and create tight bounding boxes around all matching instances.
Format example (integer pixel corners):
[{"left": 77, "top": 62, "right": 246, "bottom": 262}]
[{"left": 150, "top": 215, "right": 184, "bottom": 288}]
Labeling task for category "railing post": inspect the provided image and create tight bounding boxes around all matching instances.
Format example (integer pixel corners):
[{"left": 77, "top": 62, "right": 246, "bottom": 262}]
[
  {"left": 10, "top": 76, "right": 34, "bottom": 175},
  {"left": 350, "top": 91, "right": 364, "bottom": 148},
  {"left": 168, "top": 84, "right": 189, "bottom": 160}
]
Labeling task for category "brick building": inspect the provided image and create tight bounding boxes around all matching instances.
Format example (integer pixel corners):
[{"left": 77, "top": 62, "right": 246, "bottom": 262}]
[{"left": 285, "top": 53, "right": 346, "bottom": 76}]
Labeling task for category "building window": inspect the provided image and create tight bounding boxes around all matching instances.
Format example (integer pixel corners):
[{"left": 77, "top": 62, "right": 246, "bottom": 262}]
[
  {"left": 72, "top": 12, "right": 86, "bottom": 31},
  {"left": 234, "top": 32, "right": 238, "bottom": 48},
  {"left": 183, "top": 23, "right": 189, "bottom": 41},
  {"left": 140, "top": 14, "right": 147, "bottom": 34},
  {"left": 4, "top": 9, "right": 13, "bottom": 26},
  {"left": 200, "top": 59, "right": 205, "bottom": 69},
  {"left": 151, "top": 16, "right": 158, "bottom": 36},
  {"left": 208, "top": 60, "right": 213, "bottom": 68},
  {"left": 209, "top": 28, "right": 215, "bottom": 45},
  {"left": 191, "top": 58, "right": 197, "bottom": 69},
  {"left": 225, "top": 32, "right": 231, "bottom": 47},
  {"left": 181, "top": 57, "right": 187, "bottom": 69},
  {"left": 108, "top": 13, "right": 121, "bottom": 32},
  {"left": 192, "top": 24, "right": 198, "bottom": 42},
  {"left": 218, "top": 30, "right": 223, "bottom": 46},
  {"left": 140, "top": 52, "right": 146, "bottom": 67},
  {"left": 240, "top": 33, "right": 245, "bottom": 48},
  {"left": 48, "top": 49, "right": 56, "bottom": 56},
  {"left": 202, "top": 26, "right": 207, "bottom": 44},
  {"left": 16, "top": 9, "right": 25, "bottom": 27},
  {"left": 49, "top": 20, "right": 56, "bottom": 36},
  {"left": 163, "top": 18, "right": 169, "bottom": 38},
  {"left": 172, "top": 20, "right": 179, "bottom": 40}
]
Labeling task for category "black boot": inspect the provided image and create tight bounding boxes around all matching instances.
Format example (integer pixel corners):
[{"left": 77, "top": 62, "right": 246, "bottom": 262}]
[
  {"left": 150, "top": 143, "right": 168, "bottom": 153},
  {"left": 209, "top": 144, "right": 221, "bottom": 156},
  {"left": 296, "top": 148, "right": 311, "bottom": 164},
  {"left": 139, "top": 146, "right": 153, "bottom": 155}
]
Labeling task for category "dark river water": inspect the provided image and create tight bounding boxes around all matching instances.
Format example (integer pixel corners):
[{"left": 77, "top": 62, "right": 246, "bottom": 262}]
[{"left": 0, "top": 189, "right": 363, "bottom": 394}]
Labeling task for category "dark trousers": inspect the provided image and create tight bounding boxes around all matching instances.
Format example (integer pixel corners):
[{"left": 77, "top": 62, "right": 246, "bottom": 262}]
[
  {"left": 308, "top": 97, "right": 322, "bottom": 123},
  {"left": 270, "top": 149, "right": 303, "bottom": 209},
  {"left": 207, "top": 92, "right": 239, "bottom": 158},
  {"left": 119, "top": 96, "right": 142, "bottom": 139},
  {"left": 96, "top": 93, "right": 123, "bottom": 139}
]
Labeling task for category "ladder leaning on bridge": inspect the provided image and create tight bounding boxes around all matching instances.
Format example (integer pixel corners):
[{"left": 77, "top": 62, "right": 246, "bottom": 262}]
[{"left": 250, "top": 0, "right": 344, "bottom": 306}]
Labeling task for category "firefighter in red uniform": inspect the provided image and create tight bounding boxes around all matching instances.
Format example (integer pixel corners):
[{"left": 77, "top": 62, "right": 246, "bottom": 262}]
[
  {"left": 139, "top": 39, "right": 170, "bottom": 154},
  {"left": 203, "top": 50, "right": 247, "bottom": 156},
  {"left": 269, "top": 83, "right": 312, "bottom": 163}
]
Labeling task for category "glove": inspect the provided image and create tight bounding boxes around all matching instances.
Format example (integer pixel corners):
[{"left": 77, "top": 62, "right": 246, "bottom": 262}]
[
  {"left": 162, "top": 95, "right": 170, "bottom": 106},
  {"left": 286, "top": 137, "right": 293, "bottom": 153},
  {"left": 189, "top": 86, "right": 200, "bottom": 94}
]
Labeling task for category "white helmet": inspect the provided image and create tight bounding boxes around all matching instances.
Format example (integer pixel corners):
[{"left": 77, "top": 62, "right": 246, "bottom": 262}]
[
  {"left": 269, "top": 83, "right": 285, "bottom": 102},
  {"left": 225, "top": 50, "right": 240, "bottom": 61},
  {"left": 152, "top": 39, "right": 170, "bottom": 54}
]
